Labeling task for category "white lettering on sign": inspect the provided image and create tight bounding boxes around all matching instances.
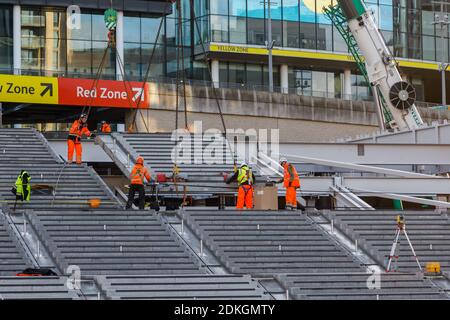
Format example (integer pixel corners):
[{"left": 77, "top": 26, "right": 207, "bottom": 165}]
[{"left": 76, "top": 86, "right": 130, "bottom": 100}]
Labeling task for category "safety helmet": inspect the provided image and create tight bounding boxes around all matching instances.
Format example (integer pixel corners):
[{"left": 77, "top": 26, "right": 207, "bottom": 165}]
[
  {"left": 101, "top": 120, "right": 106, "bottom": 124},
  {"left": 240, "top": 162, "right": 248, "bottom": 168},
  {"left": 279, "top": 157, "right": 288, "bottom": 165},
  {"left": 136, "top": 156, "right": 144, "bottom": 165}
]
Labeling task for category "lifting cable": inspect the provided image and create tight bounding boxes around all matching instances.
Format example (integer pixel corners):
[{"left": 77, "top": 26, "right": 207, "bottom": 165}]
[
  {"left": 188, "top": 0, "right": 237, "bottom": 171},
  {"left": 129, "top": 0, "right": 173, "bottom": 133}
]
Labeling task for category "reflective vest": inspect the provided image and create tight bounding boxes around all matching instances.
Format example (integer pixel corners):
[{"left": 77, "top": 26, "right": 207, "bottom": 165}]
[
  {"left": 283, "top": 163, "right": 300, "bottom": 188},
  {"left": 68, "top": 120, "right": 91, "bottom": 142},
  {"left": 130, "top": 164, "right": 150, "bottom": 185},
  {"left": 15, "top": 171, "right": 31, "bottom": 201},
  {"left": 237, "top": 166, "right": 253, "bottom": 186}
]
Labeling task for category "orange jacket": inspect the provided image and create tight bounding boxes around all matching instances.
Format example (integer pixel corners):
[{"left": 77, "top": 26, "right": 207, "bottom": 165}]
[
  {"left": 283, "top": 162, "right": 300, "bottom": 188},
  {"left": 68, "top": 120, "right": 91, "bottom": 140},
  {"left": 130, "top": 164, "right": 151, "bottom": 185},
  {"left": 101, "top": 123, "right": 112, "bottom": 133}
]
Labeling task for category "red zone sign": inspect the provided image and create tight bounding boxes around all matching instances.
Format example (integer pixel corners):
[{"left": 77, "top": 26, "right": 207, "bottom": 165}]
[{"left": 58, "top": 78, "right": 150, "bottom": 109}]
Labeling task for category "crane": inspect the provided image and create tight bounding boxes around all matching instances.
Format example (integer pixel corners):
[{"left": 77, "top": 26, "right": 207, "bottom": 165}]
[{"left": 325, "top": 0, "right": 424, "bottom": 131}]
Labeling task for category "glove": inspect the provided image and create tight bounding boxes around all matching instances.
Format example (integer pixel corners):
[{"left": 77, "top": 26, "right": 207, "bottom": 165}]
[{"left": 90, "top": 133, "right": 96, "bottom": 138}]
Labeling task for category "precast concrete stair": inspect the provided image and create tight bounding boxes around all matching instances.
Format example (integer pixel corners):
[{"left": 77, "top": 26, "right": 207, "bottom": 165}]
[
  {"left": 182, "top": 210, "right": 364, "bottom": 276},
  {"left": 97, "top": 274, "right": 271, "bottom": 300},
  {"left": 26, "top": 210, "right": 205, "bottom": 275},
  {"left": 323, "top": 210, "right": 450, "bottom": 272},
  {"left": 0, "top": 276, "right": 79, "bottom": 299}
]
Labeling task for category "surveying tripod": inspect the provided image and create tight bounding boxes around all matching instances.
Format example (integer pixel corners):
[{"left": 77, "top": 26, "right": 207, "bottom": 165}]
[{"left": 386, "top": 215, "right": 422, "bottom": 272}]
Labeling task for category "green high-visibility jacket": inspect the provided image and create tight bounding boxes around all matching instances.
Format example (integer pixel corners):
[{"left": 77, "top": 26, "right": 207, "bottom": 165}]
[{"left": 15, "top": 171, "right": 31, "bottom": 201}]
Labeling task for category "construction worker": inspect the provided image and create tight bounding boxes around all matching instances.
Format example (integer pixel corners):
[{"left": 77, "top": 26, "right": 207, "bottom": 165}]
[
  {"left": 126, "top": 156, "right": 151, "bottom": 210},
  {"left": 278, "top": 157, "right": 300, "bottom": 210},
  {"left": 13, "top": 170, "right": 31, "bottom": 211},
  {"left": 100, "top": 121, "right": 112, "bottom": 133},
  {"left": 14, "top": 170, "right": 31, "bottom": 202},
  {"left": 67, "top": 113, "right": 93, "bottom": 164},
  {"left": 225, "top": 162, "right": 256, "bottom": 210}
]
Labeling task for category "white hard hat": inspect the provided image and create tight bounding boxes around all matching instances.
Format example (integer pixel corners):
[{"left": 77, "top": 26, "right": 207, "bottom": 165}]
[
  {"left": 279, "top": 157, "right": 287, "bottom": 164},
  {"left": 240, "top": 162, "right": 248, "bottom": 168}
]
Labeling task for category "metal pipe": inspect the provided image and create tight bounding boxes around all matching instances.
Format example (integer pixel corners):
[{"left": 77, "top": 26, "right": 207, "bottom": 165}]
[
  {"left": 200, "top": 240, "right": 203, "bottom": 256},
  {"left": 181, "top": 219, "right": 184, "bottom": 235}
]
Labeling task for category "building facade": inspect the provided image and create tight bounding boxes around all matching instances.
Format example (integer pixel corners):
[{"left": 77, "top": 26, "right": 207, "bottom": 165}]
[{"left": 0, "top": 0, "right": 448, "bottom": 106}]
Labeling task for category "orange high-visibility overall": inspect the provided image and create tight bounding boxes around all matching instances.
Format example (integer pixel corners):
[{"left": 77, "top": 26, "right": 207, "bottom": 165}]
[
  {"left": 67, "top": 120, "right": 91, "bottom": 164},
  {"left": 283, "top": 162, "right": 300, "bottom": 207},
  {"left": 101, "top": 123, "right": 112, "bottom": 133},
  {"left": 237, "top": 184, "right": 253, "bottom": 209}
]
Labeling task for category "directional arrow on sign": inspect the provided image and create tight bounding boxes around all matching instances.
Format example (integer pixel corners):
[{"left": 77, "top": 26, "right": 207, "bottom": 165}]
[
  {"left": 132, "top": 88, "right": 145, "bottom": 103},
  {"left": 40, "top": 83, "right": 53, "bottom": 97}
]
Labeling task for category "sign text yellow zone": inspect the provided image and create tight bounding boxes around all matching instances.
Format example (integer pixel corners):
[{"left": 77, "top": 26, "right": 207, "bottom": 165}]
[{"left": 0, "top": 74, "right": 58, "bottom": 104}]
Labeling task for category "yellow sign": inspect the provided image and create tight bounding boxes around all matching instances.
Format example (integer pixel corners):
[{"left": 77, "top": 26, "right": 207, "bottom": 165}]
[
  {"left": 209, "top": 43, "right": 441, "bottom": 72},
  {"left": 0, "top": 74, "right": 58, "bottom": 104}
]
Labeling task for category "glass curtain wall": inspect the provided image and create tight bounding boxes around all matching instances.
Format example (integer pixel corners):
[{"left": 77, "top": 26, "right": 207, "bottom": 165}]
[
  {"left": 21, "top": 7, "right": 115, "bottom": 78},
  {"left": 194, "top": 0, "right": 449, "bottom": 62},
  {"left": 0, "top": 5, "right": 13, "bottom": 72}
]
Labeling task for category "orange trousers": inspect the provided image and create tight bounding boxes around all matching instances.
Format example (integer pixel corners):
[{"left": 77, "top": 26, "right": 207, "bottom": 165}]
[
  {"left": 286, "top": 187, "right": 297, "bottom": 207},
  {"left": 67, "top": 140, "right": 82, "bottom": 164},
  {"left": 237, "top": 185, "right": 253, "bottom": 209}
]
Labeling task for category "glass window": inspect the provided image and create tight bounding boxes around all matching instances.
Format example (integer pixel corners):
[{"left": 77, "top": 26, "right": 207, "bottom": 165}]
[
  {"left": 142, "top": 16, "right": 164, "bottom": 44},
  {"left": 421, "top": 10, "right": 435, "bottom": 36},
  {"left": 271, "top": 20, "right": 283, "bottom": 46},
  {"left": 165, "top": 18, "right": 176, "bottom": 46},
  {"left": 124, "top": 15, "right": 141, "bottom": 43},
  {"left": 246, "top": 64, "right": 263, "bottom": 86},
  {"left": 299, "top": 0, "right": 315, "bottom": 23},
  {"left": 283, "top": 0, "right": 299, "bottom": 22},
  {"left": 228, "top": 63, "right": 246, "bottom": 84},
  {"left": 142, "top": 43, "right": 165, "bottom": 79},
  {"left": 333, "top": 26, "right": 348, "bottom": 53},
  {"left": 0, "top": 6, "right": 13, "bottom": 71},
  {"left": 230, "top": 16, "right": 247, "bottom": 44},
  {"left": 92, "top": 41, "right": 115, "bottom": 79},
  {"left": 317, "top": 24, "right": 332, "bottom": 51},
  {"left": 379, "top": 5, "right": 393, "bottom": 31},
  {"left": 92, "top": 13, "right": 108, "bottom": 41},
  {"left": 230, "top": 0, "right": 246, "bottom": 17},
  {"left": 422, "top": 35, "right": 435, "bottom": 61},
  {"left": 219, "top": 61, "right": 228, "bottom": 83},
  {"left": 247, "top": 17, "right": 265, "bottom": 45},
  {"left": 43, "top": 37, "right": 67, "bottom": 74},
  {"left": 312, "top": 71, "right": 327, "bottom": 96},
  {"left": 248, "top": 0, "right": 265, "bottom": 18},
  {"left": 210, "top": 0, "right": 228, "bottom": 15},
  {"left": 283, "top": 21, "right": 300, "bottom": 47},
  {"left": 124, "top": 42, "right": 141, "bottom": 80},
  {"left": 67, "top": 40, "right": 92, "bottom": 77},
  {"left": 300, "top": 22, "right": 316, "bottom": 49},
  {"left": 67, "top": 13, "right": 91, "bottom": 40},
  {"left": 210, "top": 15, "right": 228, "bottom": 42}
]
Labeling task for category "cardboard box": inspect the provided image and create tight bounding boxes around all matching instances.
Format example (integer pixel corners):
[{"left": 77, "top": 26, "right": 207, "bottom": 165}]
[{"left": 253, "top": 184, "right": 278, "bottom": 210}]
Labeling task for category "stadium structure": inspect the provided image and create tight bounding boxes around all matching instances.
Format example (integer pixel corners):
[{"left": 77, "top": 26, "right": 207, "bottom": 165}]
[{"left": 0, "top": 0, "right": 450, "bottom": 301}]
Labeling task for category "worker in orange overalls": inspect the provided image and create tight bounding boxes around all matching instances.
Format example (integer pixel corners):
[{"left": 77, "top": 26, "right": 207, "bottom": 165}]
[
  {"left": 126, "top": 156, "right": 151, "bottom": 210},
  {"left": 225, "top": 162, "right": 256, "bottom": 210},
  {"left": 278, "top": 157, "right": 300, "bottom": 210},
  {"left": 67, "top": 113, "right": 93, "bottom": 164},
  {"left": 100, "top": 121, "right": 112, "bottom": 133}
]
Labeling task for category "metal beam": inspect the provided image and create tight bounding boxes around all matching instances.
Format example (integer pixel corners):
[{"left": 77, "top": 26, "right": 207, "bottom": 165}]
[
  {"left": 350, "top": 187, "right": 450, "bottom": 209},
  {"left": 279, "top": 143, "right": 450, "bottom": 165},
  {"left": 346, "top": 121, "right": 450, "bottom": 144},
  {"left": 330, "top": 185, "right": 375, "bottom": 210},
  {"left": 276, "top": 153, "right": 438, "bottom": 178},
  {"left": 298, "top": 176, "right": 450, "bottom": 196}
]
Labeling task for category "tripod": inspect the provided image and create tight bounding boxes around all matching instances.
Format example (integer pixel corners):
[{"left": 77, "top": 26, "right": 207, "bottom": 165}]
[{"left": 386, "top": 215, "right": 422, "bottom": 272}]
